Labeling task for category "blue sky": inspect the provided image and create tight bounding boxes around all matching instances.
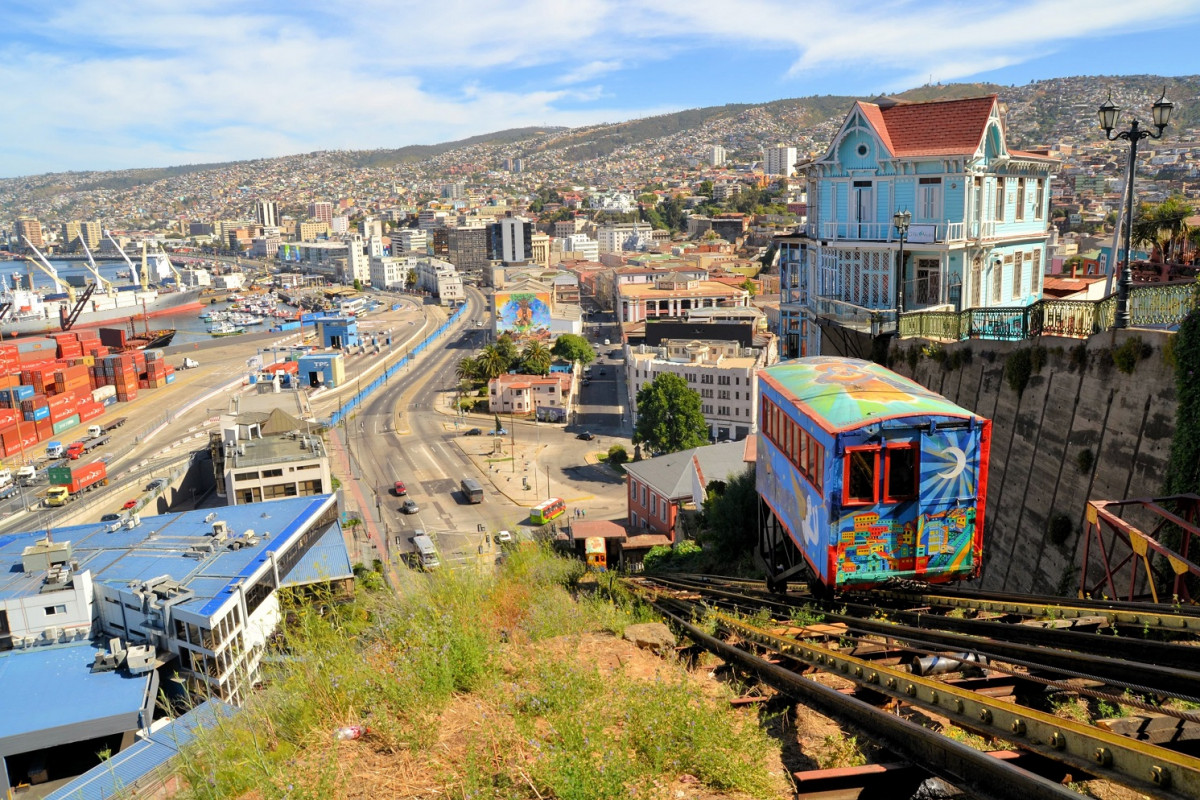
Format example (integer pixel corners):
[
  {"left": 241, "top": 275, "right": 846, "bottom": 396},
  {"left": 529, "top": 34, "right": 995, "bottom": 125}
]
[{"left": 3, "top": 0, "right": 1199, "bottom": 178}]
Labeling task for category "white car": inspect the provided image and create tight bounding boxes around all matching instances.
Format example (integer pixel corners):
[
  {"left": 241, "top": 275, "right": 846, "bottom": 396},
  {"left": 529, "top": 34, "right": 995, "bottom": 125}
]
[{"left": 496, "top": 530, "right": 513, "bottom": 543}]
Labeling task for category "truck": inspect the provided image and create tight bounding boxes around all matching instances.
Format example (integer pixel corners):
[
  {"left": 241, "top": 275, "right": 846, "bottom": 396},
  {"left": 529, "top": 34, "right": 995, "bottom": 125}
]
[
  {"left": 45, "top": 462, "right": 108, "bottom": 506},
  {"left": 45, "top": 441, "right": 64, "bottom": 459},
  {"left": 86, "top": 418, "right": 126, "bottom": 439},
  {"left": 67, "top": 436, "right": 110, "bottom": 459},
  {"left": 182, "top": 357, "right": 200, "bottom": 369},
  {"left": 0, "top": 469, "right": 11, "bottom": 490},
  {"left": 16, "top": 466, "right": 37, "bottom": 486}
]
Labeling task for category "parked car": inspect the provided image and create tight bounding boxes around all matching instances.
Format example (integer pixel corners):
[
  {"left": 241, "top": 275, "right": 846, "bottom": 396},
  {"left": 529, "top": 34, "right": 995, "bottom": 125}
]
[
  {"left": 487, "top": 428, "right": 509, "bottom": 436},
  {"left": 122, "top": 499, "right": 138, "bottom": 510},
  {"left": 394, "top": 480, "right": 407, "bottom": 496},
  {"left": 496, "top": 529, "right": 513, "bottom": 543},
  {"left": 146, "top": 478, "right": 167, "bottom": 492},
  {"left": 463, "top": 428, "right": 483, "bottom": 436},
  {"left": 401, "top": 499, "right": 419, "bottom": 514},
  {"left": 100, "top": 513, "right": 121, "bottom": 522},
  {"left": 576, "top": 431, "right": 595, "bottom": 440}
]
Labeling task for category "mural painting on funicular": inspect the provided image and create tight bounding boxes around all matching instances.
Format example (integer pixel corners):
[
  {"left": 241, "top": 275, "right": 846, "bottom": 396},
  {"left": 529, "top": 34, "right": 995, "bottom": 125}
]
[{"left": 756, "top": 356, "right": 991, "bottom": 589}]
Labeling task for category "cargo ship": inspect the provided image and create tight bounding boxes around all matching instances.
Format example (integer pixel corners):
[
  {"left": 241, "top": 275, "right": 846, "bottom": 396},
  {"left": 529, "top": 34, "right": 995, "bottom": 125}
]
[{"left": 0, "top": 237, "right": 205, "bottom": 338}]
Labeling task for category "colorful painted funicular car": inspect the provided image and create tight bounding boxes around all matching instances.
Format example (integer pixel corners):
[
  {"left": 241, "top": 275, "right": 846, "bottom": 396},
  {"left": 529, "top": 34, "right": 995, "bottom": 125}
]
[{"left": 756, "top": 357, "right": 991, "bottom": 594}]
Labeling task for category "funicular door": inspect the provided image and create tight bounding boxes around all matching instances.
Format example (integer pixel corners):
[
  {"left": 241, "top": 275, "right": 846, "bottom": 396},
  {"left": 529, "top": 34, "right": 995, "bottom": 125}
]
[{"left": 914, "top": 426, "right": 982, "bottom": 580}]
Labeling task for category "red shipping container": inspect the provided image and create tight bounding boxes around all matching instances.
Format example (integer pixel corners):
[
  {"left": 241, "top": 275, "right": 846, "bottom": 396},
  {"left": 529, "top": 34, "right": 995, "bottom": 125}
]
[
  {"left": 77, "top": 402, "right": 105, "bottom": 423},
  {"left": 34, "top": 418, "right": 53, "bottom": 441},
  {"left": 1, "top": 425, "right": 40, "bottom": 457},
  {"left": 49, "top": 403, "right": 79, "bottom": 424},
  {"left": 0, "top": 409, "right": 18, "bottom": 426}
]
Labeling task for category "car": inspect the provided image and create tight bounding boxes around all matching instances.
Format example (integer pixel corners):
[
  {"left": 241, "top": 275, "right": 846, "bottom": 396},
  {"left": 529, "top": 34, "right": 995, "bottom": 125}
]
[
  {"left": 598, "top": 369, "right": 607, "bottom": 376},
  {"left": 100, "top": 513, "right": 121, "bottom": 522},
  {"left": 394, "top": 480, "right": 407, "bottom": 496},
  {"left": 576, "top": 432, "right": 595, "bottom": 441},
  {"left": 463, "top": 428, "right": 483, "bottom": 436},
  {"left": 487, "top": 428, "right": 508, "bottom": 436},
  {"left": 146, "top": 478, "right": 167, "bottom": 492},
  {"left": 401, "top": 499, "right": 419, "bottom": 514},
  {"left": 122, "top": 499, "right": 138, "bottom": 510},
  {"left": 496, "top": 529, "right": 513, "bottom": 543}
]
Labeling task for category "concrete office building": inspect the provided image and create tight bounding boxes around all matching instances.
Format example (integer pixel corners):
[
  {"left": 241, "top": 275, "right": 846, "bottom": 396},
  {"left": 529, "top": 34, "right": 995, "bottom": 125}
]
[
  {"left": 255, "top": 201, "right": 279, "bottom": 229},
  {"left": 210, "top": 407, "right": 332, "bottom": 505},
  {"left": 765, "top": 145, "right": 797, "bottom": 177},
  {"left": 495, "top": 217, "right": 533, "bottom": 264},
  {"left": 15, "top": 217, "right": 43, "bottom": 249}
]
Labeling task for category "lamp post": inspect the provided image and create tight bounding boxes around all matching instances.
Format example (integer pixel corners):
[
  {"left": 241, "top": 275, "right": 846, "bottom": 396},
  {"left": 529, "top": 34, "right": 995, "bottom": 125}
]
[
  {"left": 892, "top": 210, "right": 912, "bottom": 326},
  {"left": 1098, "top": 89, "right": 1174, "bottom": 329}
]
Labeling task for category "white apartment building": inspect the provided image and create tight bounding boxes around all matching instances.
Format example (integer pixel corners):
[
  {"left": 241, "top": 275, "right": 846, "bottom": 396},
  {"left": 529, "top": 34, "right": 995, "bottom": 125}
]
[
  {"left": 627, "top": 335, "right": 777, "bottom": 442},
  {"left": 596, "top": 222, "right": 654, "bottom": 254},
  {"left": 370, "top": 255, "right": 413, "bottom": 288},
  {"left": 499, "top": 216, "right": 533, "bottom": 263},
  {"left": 331, "top": 215, "right": 350, "bottom": 235},
  {"left": 394, "top": 228, "right": 428, "bottom": 254},
  {"left": 589, "top": 192, "right": 637, "bottom": 213},
  {"left": 213, "top": 409, "right": 332, "bottom": 506},
  {"left": 765, "top": 145, "right": 797, "bottom": 177},
  {"left": 414, "top": 256, "right": 464, "bottom": 305},
  {"left": 418, "top": 209, "right": 448, "bottom": 230},
  {"left": 559, "top": 233, "right": 599, "bottom": 262},
  {"left": 710, "top": 145, "right": 727, "bottom": 167}
]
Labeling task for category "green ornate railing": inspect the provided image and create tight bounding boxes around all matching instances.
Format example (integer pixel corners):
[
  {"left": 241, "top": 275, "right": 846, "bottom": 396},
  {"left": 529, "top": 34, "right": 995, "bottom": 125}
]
[{"left": 897, "top": 282, "right": 1197, "bottom": 342}]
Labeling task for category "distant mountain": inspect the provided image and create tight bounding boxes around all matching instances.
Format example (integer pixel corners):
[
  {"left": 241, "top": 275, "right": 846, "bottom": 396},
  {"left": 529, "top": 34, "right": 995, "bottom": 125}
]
[{"left": 3, "top": 75, "right": 1197, "bottom": 223}]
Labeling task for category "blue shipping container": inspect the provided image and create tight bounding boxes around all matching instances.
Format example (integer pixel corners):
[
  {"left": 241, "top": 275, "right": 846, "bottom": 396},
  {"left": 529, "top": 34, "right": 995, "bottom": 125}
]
[
  {"left": 25, "top": 405, "right": 50, "bottom": 422},
  {"left": 277, "top": 321, "right": 300, "bottom": 331},
  {"left": 165, "top": 373, "right": 176, "bottom": 384}
]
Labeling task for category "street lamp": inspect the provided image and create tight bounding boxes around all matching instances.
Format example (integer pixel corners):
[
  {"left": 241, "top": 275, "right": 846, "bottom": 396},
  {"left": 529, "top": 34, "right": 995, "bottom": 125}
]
[
  {"left": 1098, "top": 89, "right": 1174, "bottom": 328},
  {"left": 892, "top": 210, "right": 912, "bottom": 324}
]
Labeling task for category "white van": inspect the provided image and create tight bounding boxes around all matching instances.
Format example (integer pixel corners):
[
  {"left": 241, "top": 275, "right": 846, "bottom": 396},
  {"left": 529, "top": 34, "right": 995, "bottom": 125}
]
[
  {"left": 411, "top": 534, "right": 441, "bottom": 570},
  {"left": 0, "top": 469, "right": 11, "bottom": 490}
]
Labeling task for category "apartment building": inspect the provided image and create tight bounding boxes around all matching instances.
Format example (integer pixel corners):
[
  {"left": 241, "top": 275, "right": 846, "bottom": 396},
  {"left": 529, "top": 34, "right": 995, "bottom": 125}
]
[
  {"left": 617, "top": 274, "right": 750, "bottom": 323},
  {"left": 626, "top": 323, "right": 776, "bottom": 441},
  {"left": 557, "top": 233, "right": 599, "bottom": 263},
  {"left": 765, "top": 145, "right": 797, "bottom": 177},
  {"left": 210, "top": 408, "right": 331, "bottom": 505},
  {"left": 446, "top": 225, "right": 489, "bottom": 271},
  {"left": 309, "top": 201, "right": 334, "bottom": 224},
  {"left": 596, "top": 222, "right": 654, "bottom": 254},
  {"left": 393, "top": 227, "right": 428, "bottom": 254},
  {"left": 60, "top": 220, "right": 102, "bottom": 251},
  {"left": 255, "top": 200, "right": 279, "bottom": 229},
  {"left": 709, "top": 145, "right": 727, "bottom": 167},
  {"left": 15, "top": 217, "right": 43, "bottom": 249},
  {"left": 414, "top": 256, "right": 464, "bottom": 305},
  {"left": 294, "top": 220, "right": 330, "bottom": 241},
  {"left": 487, "top": 372, "right": 573, "bottom": 422}
]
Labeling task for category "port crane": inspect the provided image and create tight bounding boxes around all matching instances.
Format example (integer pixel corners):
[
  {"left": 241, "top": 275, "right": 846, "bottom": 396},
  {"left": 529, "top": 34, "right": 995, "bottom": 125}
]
[
  {"left": 105, "top": 230, "right": 146, "bottom": 290},
  {"left": 76, "top": 236, "right": 116, "bottom": 296},
  {"left": 20, "top": 237, "right": 96, "bottom": 330}
]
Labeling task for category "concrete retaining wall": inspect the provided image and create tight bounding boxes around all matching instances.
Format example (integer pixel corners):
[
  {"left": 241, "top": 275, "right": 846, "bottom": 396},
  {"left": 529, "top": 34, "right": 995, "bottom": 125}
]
[{"left": 889, "top": 330, "right": 1177, "bottom": 595}]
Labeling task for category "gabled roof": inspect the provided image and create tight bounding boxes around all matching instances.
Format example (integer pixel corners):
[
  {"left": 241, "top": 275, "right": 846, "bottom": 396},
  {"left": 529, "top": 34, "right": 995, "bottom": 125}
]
[
  {"left": 626, "top": 440, "right": 751, "bottom": 499},
  {"left": 850, "top": 95, "right": 999, "bottom": 159}
]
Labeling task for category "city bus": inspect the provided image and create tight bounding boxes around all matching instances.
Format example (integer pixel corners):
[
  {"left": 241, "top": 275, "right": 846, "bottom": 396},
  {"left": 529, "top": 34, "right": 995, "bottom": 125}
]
[
  {"left": 530, "top": 497, "right": 566, "bottom": 525},
  {"left": 460, "top": 478, "right": 484, "bottom": 504}
]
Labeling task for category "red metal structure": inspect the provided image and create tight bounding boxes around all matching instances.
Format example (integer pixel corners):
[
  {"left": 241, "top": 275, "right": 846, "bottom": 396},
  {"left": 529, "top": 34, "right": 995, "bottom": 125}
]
[{"left": 1080, "top": 494, "right": 1200, "bottom": 603}]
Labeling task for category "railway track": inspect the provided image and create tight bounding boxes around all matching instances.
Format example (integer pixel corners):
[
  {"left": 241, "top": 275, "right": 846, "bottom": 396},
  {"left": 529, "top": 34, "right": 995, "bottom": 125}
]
[{"left": 625, "top": 574, "right": 1200, "bottom": 800}]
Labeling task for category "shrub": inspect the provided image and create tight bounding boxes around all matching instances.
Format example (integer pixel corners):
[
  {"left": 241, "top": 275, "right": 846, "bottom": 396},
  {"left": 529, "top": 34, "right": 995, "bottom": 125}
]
[
  {"left": 1068, "top": 342, "right": 1088, "bottom": 372},
  {"left": 1076, "top": 448, "right": 1094, "bottom": 474},
  {"left": 1047, "top": 512, "right": 1075, "bottom": 547},
  {"left": 1004, "top": 348, "right": 1033, "bottom": 394},
  {"left": 905, "top": 346, "right": 920, "bottom": 371},
  {"left": 1112, "top": 336, "right": 1151, "bottom": 374},
  {"left": 606, "top": 444, "right": 628, "bottom": 465}
]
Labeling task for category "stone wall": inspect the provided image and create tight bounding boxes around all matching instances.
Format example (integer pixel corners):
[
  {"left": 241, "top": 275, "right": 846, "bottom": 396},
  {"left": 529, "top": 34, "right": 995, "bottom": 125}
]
[{"left": 888, "top": 330, "right": 1177, "bottom": 595}]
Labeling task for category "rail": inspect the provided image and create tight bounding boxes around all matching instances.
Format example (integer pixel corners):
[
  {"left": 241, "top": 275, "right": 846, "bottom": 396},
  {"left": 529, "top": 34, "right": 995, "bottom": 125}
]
[
  {"left": 626, "top": 574, "right": 1200, "bottom": 799},
  {"left": 898, "top": 281, "right": 1197, "bottom": 342}
]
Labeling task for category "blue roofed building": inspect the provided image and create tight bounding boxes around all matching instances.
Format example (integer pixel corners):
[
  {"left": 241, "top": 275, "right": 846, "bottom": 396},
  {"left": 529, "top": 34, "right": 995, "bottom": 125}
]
[
  {"left": 0, "top": 494, "right": 352, "bottom": 794},
  {"left": 776, "top": 94, "right": 1058, "bottom": 358}
]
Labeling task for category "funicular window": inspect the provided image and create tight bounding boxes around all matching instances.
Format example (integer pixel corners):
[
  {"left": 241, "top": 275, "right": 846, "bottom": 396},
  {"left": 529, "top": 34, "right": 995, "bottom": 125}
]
[
  {"left": 844, "top": 447, "right": 879, "bottom": 505},
  {"left": 884, "top": 443, "right": 919, "bottom": 502}
]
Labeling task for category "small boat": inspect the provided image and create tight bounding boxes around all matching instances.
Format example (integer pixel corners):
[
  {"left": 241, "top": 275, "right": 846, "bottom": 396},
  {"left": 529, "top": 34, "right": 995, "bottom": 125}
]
[{"left": 208, "top": 321, "right": 245, "bottom": 337}]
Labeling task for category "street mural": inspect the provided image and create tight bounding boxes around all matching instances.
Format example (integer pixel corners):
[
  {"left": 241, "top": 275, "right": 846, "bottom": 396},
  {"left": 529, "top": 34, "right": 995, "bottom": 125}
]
[{"left": 495, "top": 291, "right": 551, "bottom": 335}]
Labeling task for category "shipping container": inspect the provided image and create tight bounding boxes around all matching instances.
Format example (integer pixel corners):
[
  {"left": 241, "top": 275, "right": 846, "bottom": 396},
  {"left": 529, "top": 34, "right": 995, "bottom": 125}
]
[{"left": 52, "top": 414, "right": 80, "bottom": 435}]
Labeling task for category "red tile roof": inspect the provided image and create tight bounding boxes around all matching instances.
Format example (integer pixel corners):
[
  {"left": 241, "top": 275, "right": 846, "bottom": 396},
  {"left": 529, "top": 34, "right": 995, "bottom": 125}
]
[{"left": 861, "top": 95, "right": 998, "bottom": 157}]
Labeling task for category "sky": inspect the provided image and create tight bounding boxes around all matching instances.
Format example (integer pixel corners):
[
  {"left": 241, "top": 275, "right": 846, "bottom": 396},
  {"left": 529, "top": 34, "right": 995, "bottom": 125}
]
[{"left": 3, "top": 0, "right": 1200, "bottom": 179}]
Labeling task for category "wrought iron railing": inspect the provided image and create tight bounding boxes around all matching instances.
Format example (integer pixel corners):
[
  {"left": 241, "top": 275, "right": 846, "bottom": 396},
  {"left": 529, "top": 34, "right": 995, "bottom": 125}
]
[{"left": 897, "top": 281, "right": 1198, "bottom": 342}]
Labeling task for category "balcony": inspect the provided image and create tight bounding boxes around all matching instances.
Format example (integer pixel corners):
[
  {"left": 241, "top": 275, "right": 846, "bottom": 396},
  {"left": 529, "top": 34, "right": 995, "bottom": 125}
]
[{"left": 819, "top": 222, "right": 964, "bottom": 243}]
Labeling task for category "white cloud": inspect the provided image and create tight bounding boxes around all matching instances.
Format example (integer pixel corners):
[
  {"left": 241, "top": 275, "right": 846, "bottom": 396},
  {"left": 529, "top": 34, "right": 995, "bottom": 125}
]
[{"left": 2, "top": 0, "right": 1197, "bottom": 176}]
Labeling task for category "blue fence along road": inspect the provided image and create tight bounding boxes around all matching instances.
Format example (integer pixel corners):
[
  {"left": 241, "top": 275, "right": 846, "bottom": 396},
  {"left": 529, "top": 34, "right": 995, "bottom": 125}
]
[{"left": 327, "top": 304, "right": 467, "bottom": 427}]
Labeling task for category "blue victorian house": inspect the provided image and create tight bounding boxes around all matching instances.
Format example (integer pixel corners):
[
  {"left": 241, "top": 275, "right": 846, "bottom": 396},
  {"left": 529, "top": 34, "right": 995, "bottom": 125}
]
[{"left": 777, "top": 95, "right": 1058, "bottom": 358}]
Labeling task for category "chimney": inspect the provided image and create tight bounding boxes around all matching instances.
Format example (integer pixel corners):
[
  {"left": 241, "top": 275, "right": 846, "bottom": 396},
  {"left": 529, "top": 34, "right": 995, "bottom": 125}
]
[{"left": 1071, "top": 263, "right": 1078, "bottom": 279}]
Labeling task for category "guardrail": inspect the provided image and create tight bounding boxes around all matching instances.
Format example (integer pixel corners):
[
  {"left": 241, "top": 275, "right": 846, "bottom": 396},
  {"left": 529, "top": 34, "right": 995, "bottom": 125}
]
[
  {"left": 327, "top": 302, "right": 468, "bottom": 426},
  {"left": 898, "top": 281, "right": 1197, "bottom": 342}
]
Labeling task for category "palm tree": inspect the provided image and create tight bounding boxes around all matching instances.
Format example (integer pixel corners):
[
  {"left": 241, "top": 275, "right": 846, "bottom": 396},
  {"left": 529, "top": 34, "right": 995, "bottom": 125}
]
[
  {"left": 1132, "top": 196, "right": 1194, "bottom": 263},
  {"left": 475, "top": 345, "right": 509, "bottom": 381},
  {"left": 455, "top": 356, "right": 479, "bottom": 383},
  {"left": 520, "top": 340, "right": 552, "bottom": 376}
]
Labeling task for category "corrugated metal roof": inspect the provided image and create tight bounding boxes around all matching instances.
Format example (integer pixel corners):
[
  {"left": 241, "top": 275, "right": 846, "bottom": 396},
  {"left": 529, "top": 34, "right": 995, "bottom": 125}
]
[
  {"left": 45, "top": 700, "right": 236, "bottom": 800},
  {"left": 0, "top": 641, "right": 153, "bottom": 740},
  {"left": 280, "top": 523, "right": 353, "bottom": 586}
]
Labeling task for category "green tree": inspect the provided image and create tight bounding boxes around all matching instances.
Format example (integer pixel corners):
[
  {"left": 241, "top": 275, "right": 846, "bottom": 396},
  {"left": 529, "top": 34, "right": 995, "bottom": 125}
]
[
  {"left": 739, "top": 277, "right": 757, "bottom": 297},
  {"left": 520, "top": 340, "right": 552, "bottom": 375},
  {"left": 455, "top": 356, "right": 480, "bottom": 383},
  {"left": 551, "top": 333, "right": 595, "bottom": 365},
  {"left": 476, "top": 345, "right": 509, "bottom": 381},
  {"left": 1132, "top": 195, "right": 1194, "bottom": 262},
  {"left": 606, "top": 444, "right": 628, "bottom": 465},
  {"left": 698, "top": 467, "right": 758, "bottom": 559},
  {"left": 494, "top": 414, "right": 503, "bottom": 435},
  {"left": 405, "top": 269, "right": 417, "bottom": 289},
  {"left": 352, "top": 278, "right": 362, "bottom": 291},
  {"left": 633, "top": 373, "right": 709, "bottom": 455},
  {"left": 494, "top": 333, "right": 519, "bottom": 366},
  {"left": 698, "top": 180, "right": 714, "bottom": 198}
]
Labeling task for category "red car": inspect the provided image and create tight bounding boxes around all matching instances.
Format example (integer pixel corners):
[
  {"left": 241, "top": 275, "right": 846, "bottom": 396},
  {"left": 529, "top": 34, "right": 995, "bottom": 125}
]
[
  {"left": 122, "top": 499, "right": 138, "bottom": 510},
  {"left": 394, "top": 481, "right": 407, "bottom": 496}
]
